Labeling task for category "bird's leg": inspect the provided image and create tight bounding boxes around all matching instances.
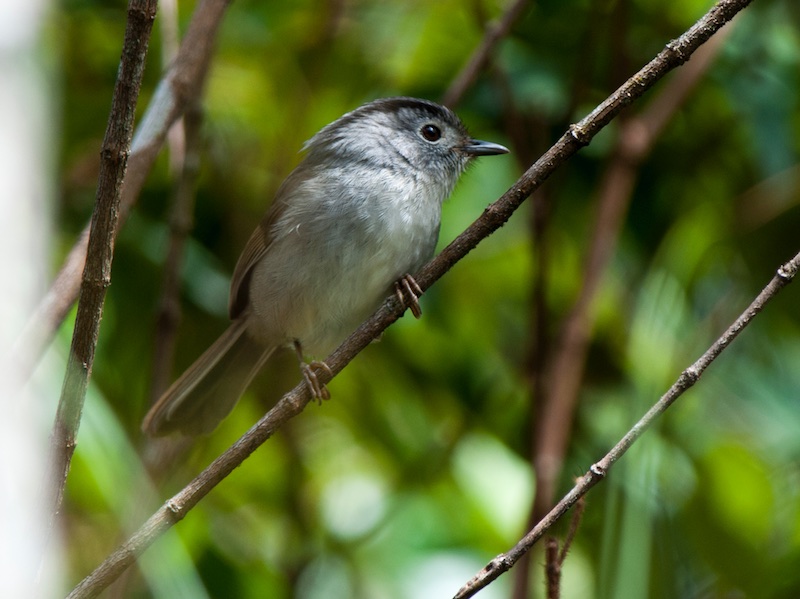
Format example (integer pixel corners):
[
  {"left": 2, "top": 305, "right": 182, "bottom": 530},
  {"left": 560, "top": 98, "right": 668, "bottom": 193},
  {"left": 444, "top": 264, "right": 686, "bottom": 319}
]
[
  {"left": 394, "top": 273, "right": 424, "bottom": 319},
  {"left": 293, "top": 339, "right": 332, "bottom": 403}
]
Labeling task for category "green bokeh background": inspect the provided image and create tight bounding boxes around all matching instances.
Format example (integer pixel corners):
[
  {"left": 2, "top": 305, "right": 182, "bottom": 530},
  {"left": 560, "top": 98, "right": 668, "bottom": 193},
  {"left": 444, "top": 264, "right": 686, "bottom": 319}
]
[{"left": 41, "top": 0, "right": 800, "bottom": 597}]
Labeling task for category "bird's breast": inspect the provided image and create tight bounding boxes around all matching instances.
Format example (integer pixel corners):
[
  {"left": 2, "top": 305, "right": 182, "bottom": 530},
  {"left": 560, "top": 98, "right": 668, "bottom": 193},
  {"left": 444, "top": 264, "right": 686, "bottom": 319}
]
[{"left": 247, "top": 169, "right": 445, "bottom": 355}]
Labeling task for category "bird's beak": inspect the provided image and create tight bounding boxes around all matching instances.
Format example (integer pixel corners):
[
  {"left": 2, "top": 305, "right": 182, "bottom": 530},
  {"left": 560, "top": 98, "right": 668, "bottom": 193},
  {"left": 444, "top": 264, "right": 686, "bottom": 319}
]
[{"left": 461, "top": 138, "right": 509, "bottom": 156}]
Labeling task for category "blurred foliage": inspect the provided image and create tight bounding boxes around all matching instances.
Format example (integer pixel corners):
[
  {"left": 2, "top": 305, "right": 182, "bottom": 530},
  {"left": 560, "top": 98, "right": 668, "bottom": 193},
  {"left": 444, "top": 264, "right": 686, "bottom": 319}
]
[{"left": 39, "top": 0, "right": 800, "bottom": 597}]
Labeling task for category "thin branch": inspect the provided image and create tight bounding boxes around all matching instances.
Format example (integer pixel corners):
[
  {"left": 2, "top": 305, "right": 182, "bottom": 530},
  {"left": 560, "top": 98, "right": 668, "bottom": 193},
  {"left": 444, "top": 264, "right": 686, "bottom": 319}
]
[
  {"left": 558, "top": 496, "right": 585, "bottom": 565},
  {"left": 530, "top": 17, "right": 732, "bottom": 527},
  {"left": 48, "top": 0, "right": 158, "bottom": 522},
  {"left": 68, "top": 384, "right": 315, "bottom": 599},
  {"left": 452, "top": 249, "right": 799, "bottom": 598},
  {"left": 442, "top": 0, "right": 530, "bottom": 107},
  {"left": 543, "top": 497, "right": 584, "bottom": 599},
  {"left": 475, "top": 6, "right": 745, "bottom": 592},
  {"left": 427, "top": 0, "right": 753, "bottom": 293},
  {"left": 544, "top": 538, "right": 560, "bottom": 599},
  {"left": 106, "top": 6, "right": 188, "bottom": 596},
  {"left": 159, "top": 0, "right": 185, "bottom": 175},
  {"left": 148, "top": 0, "right": 200, "bottom": 402},
  {"left": 148, "top": 103, "right": 203, "bottom": 401},
  {"left": 63, "top": 1, "right": 754, "bottom": 596},
  {"left": 16, "top": 0, "right": 230, "bottom": 382}
]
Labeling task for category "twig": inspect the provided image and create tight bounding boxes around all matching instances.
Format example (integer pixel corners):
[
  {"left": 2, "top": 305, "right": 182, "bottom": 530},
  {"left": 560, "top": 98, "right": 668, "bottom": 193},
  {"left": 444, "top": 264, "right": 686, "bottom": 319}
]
[
  {"left": 426, "top": 0, "right": 753, "bottom": 292},
  {"left": 558, "top": 496, "right": 585, "bottom": 565},
  {"left": 544, "top": 538, "right": 560, "bottom": 599},
  {"left": 67, "top": 383, "right": 316, "bottom": 599},
  {"left": 106, "top": 5, "right": 188, "bottom": 596},
  {"left": 442, "top": 0, "right": 530, "bottom": 107},
  {"left": 159, "top": 0, "right": 187, "bottom": 177},
  {"left": 512, "top": 19, "right": 732, "bottom": 599},
  {"left": 148, "top": 103, "right": 203, "bottom": 401},
  {"left": 543, "top": 497, "right": 584, "bottom": 599},
  {"left": 15, "top": 0, "right": 230, "bottom": 382},
  {"left": 530, "top": 16, "right": 732, "bottom": 528},
  {"left": 491, "top": 64, "right": 552, "bottom": 599},
  {"left": 148, "top": 0, "right": 199, "bottom": 402},
  {"left": 452, "top": 248, "right": 799, "bottom": 597},
  {"left": 63, "top": 1, "right": 754, "bottom": 596},
  {"left": 48, "top": 0, "right": 158, "bottom": 522}
]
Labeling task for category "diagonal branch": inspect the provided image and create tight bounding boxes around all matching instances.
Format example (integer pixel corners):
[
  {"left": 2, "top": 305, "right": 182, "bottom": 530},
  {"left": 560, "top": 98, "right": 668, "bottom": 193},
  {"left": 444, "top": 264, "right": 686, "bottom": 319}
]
[
  {"left": 530, "top": 16, "right": 732, "bottom": 533},
  {"left": 452, "top": 248, "right": 800, "bottom": 598},
  {"left": 517, "top": 12, "right": 736, "bottom": 597},
  {"left": 63, "top": 1, "right": 755, "bottom": 596},
  {"left": 148, "top": 103, "right": 204, "bottom": 401},
  {"left": 426, "top": 0, "right": 753, "bottom": 292},
  {"left": 147, "top": 0, "right": 203, "bottom": 403},
  {"left": 442, "top": 0, "right": 530, "bottom": 108},
  {"left": 16, "top": 0, "right": 230, "bottom": 381},
  {"left": 48, "top": 0, "right": 159, "bottom": 521}
]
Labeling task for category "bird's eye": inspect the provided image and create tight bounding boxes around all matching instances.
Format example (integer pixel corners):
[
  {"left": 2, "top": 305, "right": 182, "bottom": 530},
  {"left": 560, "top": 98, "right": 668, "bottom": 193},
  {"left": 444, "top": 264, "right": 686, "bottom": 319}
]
[{"left": 420, "top": 124, "right": 442, "bottom": 142}]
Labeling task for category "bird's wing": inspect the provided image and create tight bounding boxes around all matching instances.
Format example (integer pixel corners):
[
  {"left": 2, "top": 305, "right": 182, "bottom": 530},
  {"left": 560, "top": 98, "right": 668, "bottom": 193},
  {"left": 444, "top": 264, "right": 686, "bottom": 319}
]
[{"left": 228, "top": 165, "right": 310, "bottom": 319}]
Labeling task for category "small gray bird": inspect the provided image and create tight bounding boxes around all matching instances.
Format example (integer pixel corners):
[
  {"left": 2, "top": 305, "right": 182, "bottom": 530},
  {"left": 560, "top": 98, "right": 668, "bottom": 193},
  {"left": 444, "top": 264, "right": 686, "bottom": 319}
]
[{"left": 143, "top": 97, "right": 508, "bottom": 436}]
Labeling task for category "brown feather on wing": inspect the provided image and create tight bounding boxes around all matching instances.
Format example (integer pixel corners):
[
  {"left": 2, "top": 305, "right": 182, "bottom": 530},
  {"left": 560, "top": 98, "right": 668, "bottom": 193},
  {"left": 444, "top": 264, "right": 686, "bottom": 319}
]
[
  {"left": 228, "top": 222, "right": 270, "bottom": 319},
  {"left": 228, "top": 172, "right": 298, "bottom": 318}
]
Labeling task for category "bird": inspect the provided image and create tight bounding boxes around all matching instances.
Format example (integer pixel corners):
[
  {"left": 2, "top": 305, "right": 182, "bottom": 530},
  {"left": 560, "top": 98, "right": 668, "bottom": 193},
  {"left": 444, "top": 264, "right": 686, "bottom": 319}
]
[{"left": 142, "top": 97, "right": 508, "bottom": 436}]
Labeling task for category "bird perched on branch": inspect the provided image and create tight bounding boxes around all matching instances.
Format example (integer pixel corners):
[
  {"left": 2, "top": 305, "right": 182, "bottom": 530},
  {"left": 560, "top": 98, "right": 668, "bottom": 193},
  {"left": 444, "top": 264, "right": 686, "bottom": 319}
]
[{"left": 143, "top": 97, "right": 508, "bottom": 436}]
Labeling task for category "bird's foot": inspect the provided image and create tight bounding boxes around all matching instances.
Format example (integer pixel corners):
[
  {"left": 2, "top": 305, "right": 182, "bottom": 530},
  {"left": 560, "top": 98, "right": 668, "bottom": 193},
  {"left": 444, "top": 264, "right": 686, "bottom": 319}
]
[
  {"left": 394, "top": 274, "right": 423, "bottom": 319},
  {"left": 294, "top": 340, "right": 332, "bottom": 403},
  {"left": 301, "top": 360, "right": 332, "bottom": 403}
]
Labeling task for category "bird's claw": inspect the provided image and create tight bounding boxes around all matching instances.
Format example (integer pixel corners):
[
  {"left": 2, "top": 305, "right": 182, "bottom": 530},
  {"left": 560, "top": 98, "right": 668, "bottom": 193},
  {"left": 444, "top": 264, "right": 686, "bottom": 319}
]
[
  {"left": 395, "top": 274, "right": 423, "bottom": 319},
  {"left": 301, "top": 360, "right": 332, "bottom": 403},
  {"left": 294, "top": 339, "right": 332, "bottom": 403}
]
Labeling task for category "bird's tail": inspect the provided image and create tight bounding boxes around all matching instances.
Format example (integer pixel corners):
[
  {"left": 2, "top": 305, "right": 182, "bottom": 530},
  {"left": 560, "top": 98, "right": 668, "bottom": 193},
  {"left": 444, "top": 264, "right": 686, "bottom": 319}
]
[{"left": 142, "top": 319, "right": 275, "bottom": 436}]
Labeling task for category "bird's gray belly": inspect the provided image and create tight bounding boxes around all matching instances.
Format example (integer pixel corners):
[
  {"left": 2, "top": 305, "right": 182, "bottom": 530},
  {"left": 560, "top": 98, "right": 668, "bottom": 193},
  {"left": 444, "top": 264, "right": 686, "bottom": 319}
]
[{"left": 248, "top": 192, "right": 441, "bottom": 356}]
